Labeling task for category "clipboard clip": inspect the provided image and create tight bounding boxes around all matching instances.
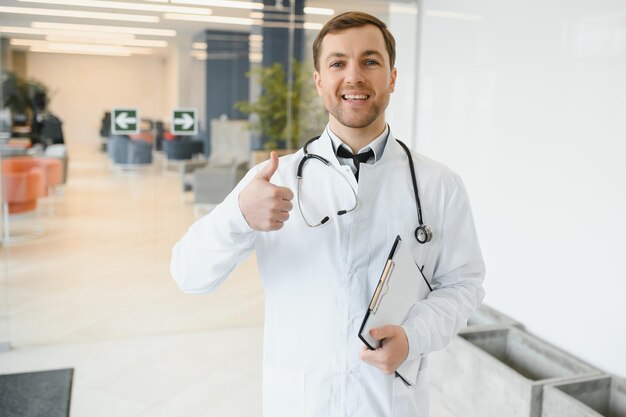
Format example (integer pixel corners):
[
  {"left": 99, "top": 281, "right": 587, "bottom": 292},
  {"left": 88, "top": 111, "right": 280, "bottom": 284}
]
[{"left": 369, "top": 260, "right": 395, "bottom": 314}]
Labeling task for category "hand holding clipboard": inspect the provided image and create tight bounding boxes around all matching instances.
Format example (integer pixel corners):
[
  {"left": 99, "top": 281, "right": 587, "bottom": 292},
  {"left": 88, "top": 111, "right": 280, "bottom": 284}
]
[{"left": 358, "top": 235, "right": 432, "bottom": 384}]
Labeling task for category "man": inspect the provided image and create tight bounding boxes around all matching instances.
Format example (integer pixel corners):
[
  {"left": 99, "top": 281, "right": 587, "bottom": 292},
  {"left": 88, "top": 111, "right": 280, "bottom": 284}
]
[{"left": 171, "top": 11, "right": 485, "bottom": 417}]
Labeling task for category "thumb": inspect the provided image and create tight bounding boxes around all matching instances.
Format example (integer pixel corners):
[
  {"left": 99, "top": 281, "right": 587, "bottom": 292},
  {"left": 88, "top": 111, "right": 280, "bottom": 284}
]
[
  {"left": 256, "top": 151, "right": 279, "bottom": 181},
  {"left": 370, "top": 325, "right": 396, "bottom": 341}
]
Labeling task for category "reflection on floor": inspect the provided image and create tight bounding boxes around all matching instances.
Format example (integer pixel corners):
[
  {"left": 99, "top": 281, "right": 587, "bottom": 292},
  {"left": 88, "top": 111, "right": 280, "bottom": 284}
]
[{"left": 0, "top": 143, "right": 455, "bottom": 416}]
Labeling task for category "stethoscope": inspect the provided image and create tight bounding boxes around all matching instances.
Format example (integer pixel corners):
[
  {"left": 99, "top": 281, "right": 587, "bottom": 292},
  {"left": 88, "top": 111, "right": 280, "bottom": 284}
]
[{"left": 296, "top": 135, "right": 433, "bottom": 244}]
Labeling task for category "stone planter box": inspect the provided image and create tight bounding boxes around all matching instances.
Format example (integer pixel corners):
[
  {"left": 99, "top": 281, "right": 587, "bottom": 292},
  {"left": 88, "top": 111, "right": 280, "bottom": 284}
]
[
  {"left": 463, "top": 303, "right": 523, "bottom": 332},
  {"left": 429, "top": 327, "right": 600, "bottom": 417},
  {"left": 542, "top": 375, "right": 625, "bottom": 417},
  {"left": 431, "top": 304, "right": 522, "bottom": 390}
]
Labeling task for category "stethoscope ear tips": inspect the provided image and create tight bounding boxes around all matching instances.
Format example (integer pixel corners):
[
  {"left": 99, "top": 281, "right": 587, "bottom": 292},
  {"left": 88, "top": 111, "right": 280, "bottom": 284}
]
[
  {"left": 321, "top": 216, "right": 330, "bottom": 225},
  {"left": 415, "top": 225, "right": 433, "bottom": 244}
]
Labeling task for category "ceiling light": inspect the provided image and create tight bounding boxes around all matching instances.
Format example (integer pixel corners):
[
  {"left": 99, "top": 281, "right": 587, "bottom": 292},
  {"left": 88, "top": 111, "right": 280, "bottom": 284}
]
[
  {"left": 32, "top": 21, "right": 176, "bottom": 36},
  {"left": 191, "top": 50, "right": 207, "bottom": 60},
  {"left": 46, "top": 35, "right": 168, "bottom": 47},
  {"left": 303, "top": 22, "right": 323, "bottom": 30},
  {"left": 389, "top": 5, "right": 417, "bottom": 14},
  {"left": 12, "top": 38, "right": 153, "bottom": 54},
  {"left": 170, "top": 0, "right": 262, "bottom": 10},
  {"left": 303, "top": 7, "right": 333, "bottom": 16},
  {"left": 0, "top": 25, "right": 53, "bottom": 36},
  {"left": 31, "top": 47, "right": 131, "bottom": 56},
  {"left": 19, "top": 0, "right": 212, "bottom": 15},
  {"left": 248, "top": 52, "right": 261, "bottom": 63},
  {"left": 163, "top": 13, "right": 253, "bottom": 25},
  {"left": 0, "top": 25, "right": 137, "bottom": 39},
  {"left": 192, "top": 42, "right": 207, "bottom": 49},
  {"left": 0, "top": 6, "right": 159, "bottom": 22},
  {"left": 49, "top": 43, "right": 153, "bottom": 54}
]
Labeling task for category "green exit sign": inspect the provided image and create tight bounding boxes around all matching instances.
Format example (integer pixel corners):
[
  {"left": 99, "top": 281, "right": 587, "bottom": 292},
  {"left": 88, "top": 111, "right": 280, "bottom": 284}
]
[
  {"left": 111, "top": 108, "right": 139, "bottom": 135},
  {"left": 172, "top": 109, "right": 198, "bottom": 135}
]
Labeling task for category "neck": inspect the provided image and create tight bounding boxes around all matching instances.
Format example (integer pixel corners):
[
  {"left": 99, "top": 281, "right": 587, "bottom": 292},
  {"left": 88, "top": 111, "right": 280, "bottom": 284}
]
[{"left": 328, "top": 115, "right": 387, "bottom": 153}]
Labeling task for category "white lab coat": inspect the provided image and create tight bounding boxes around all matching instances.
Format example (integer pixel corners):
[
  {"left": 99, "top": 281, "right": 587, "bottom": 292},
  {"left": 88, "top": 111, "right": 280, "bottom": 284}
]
[{"left": 171, "top": 129, "right": 485, "bottom": 417}]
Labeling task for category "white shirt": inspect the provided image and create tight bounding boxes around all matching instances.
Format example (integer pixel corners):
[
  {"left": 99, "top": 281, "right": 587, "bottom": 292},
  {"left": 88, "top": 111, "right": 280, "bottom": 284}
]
[
  {"left": 327, "top": 124, "right": 389, "bottom": 175},
  {"left": 171, "top": 128, "right": 485, "bottom": 417}
]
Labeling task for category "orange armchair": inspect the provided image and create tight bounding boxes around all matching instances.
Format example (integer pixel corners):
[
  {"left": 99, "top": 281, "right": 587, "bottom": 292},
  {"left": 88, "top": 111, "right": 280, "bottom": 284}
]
[
  {"left": 2, "top": 164, "right": 45, "bottom": 214},
  {"left": 2, "top": 157, "right": 63, "bottom": 196}
]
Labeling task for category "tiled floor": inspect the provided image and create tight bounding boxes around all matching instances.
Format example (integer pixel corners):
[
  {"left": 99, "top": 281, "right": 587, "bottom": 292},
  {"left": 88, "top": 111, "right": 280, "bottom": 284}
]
[{"left": 0, "top": 142, "right": 456, "bottom": 416}]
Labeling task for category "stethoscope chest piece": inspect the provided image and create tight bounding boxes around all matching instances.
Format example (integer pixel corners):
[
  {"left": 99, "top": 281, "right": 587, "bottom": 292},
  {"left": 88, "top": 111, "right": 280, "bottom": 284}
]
[
  {"left": 415, "top": 224, "right": 433, "bottom": 244},
  {"left": 298, "top": 135, "right": 434, "bottom": 245}
]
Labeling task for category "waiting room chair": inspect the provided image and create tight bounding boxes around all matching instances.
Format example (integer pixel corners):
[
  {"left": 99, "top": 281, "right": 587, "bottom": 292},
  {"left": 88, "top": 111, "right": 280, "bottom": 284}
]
[
  {"left": 193, "top": 159, "right": 248, "bottom": 206},
  {"left": 2, "top": 157, "right": 63, "bottom": 197},
  {"left": 44, "top": 144, "right": 69, "bottom": 184},
  {"left": 163, "top": 138, "right": 204, "bottom": 161},
  {"left": 2, "top": 163, "right": 44, "bottom": 214},
  {"left": 1, "top": 159, "right": 46, "bottom": 242},
  {"left": 108, "top": 135, "right": 153, "bottom": 166}
]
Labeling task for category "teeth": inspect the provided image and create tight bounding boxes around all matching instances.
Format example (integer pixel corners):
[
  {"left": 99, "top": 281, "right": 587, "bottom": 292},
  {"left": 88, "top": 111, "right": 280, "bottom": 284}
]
[{"left": 343, "top": 94, "right": 368, "bottom": 100}]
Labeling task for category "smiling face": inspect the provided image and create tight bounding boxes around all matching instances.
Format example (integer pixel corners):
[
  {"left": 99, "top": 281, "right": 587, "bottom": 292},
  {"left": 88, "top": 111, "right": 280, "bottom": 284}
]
[{"left": 314, "top": 24, "right": 397, "bottom": 139}]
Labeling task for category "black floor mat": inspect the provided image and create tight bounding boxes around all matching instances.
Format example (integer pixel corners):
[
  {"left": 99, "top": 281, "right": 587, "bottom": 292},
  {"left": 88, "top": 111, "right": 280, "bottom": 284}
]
[{"left": 0, "top": 368, "right": 73, "bottom": 417}]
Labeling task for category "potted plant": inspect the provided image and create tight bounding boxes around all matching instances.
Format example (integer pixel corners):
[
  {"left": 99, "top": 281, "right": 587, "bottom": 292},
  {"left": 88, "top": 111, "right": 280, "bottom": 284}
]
[
  {"left": 1, "top": 70, "right": 50, "bottom": 132},
  {"left": 235, "top": 60, "right": 326, "bottom": 165}
]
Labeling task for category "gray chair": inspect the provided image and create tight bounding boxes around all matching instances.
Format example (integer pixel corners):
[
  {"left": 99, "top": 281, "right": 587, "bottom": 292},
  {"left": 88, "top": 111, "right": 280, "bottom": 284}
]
[
  {"left": 0, "top": 144, "right": 28, "bottom": 158},
  {"left": 128, "top": 140, "right": 153, "bottom": 164},
  {"left": 108, "top": 135, "right": 130, "bottom": 163},
  {"left": 189, "top": 119, "right": 251, "bottom": 206},
  {"left": 193, "top": 160, "right": 248, "bottom": 205},
  {"left": 107, "top": 135, "right": 152, "bottom": 165},
  {"left": 163, "top": 139, "right": 204, "bottom": 160},
  {"left": 44, "top": 144, "right": 69, "bottom": 184}
]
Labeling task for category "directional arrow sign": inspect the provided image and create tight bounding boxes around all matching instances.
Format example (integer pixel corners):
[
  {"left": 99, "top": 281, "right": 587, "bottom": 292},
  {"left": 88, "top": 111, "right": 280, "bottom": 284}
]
[
  {"left": 172, "top": 108, "right": 198, "bottom": 136},
  {"left": 111, "top": 108, "right": 139, "bottom": 135}
]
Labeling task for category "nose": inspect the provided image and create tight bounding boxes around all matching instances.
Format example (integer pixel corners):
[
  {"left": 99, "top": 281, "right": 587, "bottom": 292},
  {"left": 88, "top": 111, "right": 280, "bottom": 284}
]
[{"left": 345, "top": 63, "right": 364, "bottom": 85}]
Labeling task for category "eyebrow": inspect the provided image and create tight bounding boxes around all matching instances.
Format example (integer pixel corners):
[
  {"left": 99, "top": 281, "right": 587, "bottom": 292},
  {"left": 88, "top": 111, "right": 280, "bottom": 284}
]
[{"left": 325, "top": 50, "right": 385, "bottom": 62}]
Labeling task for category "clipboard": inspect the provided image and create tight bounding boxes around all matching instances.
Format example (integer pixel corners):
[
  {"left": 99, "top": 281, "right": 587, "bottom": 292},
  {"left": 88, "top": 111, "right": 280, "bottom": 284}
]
[{"left": 358, "top": 235, "right": 432, "bottom": 384}]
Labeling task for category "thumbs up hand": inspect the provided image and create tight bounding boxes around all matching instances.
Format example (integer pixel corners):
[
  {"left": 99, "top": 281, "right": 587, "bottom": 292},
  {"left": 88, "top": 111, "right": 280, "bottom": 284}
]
[{"left": 239, "top": 152, "right": 294, "bottom": 231}]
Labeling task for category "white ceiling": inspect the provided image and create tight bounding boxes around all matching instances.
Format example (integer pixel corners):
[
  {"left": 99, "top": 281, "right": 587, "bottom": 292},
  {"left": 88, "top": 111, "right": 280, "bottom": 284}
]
[{"left": 0, "top": 0, "right": 404, "bottom": 57}]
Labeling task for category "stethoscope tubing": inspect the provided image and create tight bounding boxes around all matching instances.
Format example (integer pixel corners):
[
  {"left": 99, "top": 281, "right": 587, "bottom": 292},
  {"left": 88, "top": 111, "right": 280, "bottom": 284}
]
[{"left": 297, "top": 135, "right": 432, "bottom": 243}]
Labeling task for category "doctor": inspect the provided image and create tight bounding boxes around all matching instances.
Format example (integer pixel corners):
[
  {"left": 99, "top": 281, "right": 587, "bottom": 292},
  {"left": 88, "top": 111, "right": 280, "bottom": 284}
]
[{"left": 171, "top": 11, "right": 485, "bottom": 417}]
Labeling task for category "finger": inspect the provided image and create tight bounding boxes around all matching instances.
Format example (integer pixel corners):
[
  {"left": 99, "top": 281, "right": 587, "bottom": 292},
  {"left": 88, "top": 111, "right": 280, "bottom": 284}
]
[
  {"left": 277, "top": 186, "right": 294, "bottom": 201},
  {"left": 276, "top": 200, "right": 293, "bottom": 212},
  {"left": 256, "top": 151, "right": 279, "bottom": 181},
  {"left": 360, "top": 347, "right": 383, "bottom": 366},
  {"left": 370, "top": 325, "right": 397, "bottom": 341},
  {"left": 273, "top": 220, "right": 286, "bottom": 230},
  {"left": 259, "top": 218, "right": 284, "bottom": 232},
  {"left": 273, "top": 211, "right": 290, "bottom": 223}
]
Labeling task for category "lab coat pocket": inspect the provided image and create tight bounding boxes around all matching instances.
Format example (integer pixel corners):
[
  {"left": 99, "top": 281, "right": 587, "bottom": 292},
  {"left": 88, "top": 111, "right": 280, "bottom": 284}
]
[
  {"left": 263, "top": 365, "right": 305, "bottom": 417},
  {"left": 391, "top": 366, "right": 429, "bottom": 417}
]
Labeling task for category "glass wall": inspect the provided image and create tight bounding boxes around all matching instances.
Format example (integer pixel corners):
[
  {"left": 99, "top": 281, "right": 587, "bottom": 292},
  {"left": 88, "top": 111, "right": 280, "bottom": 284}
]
[
  {"left": 0, "top": 0, "right": 420, "bottom": 411},
  {"left": 0, "top": 36, "right": 9, "bottom": 351}
]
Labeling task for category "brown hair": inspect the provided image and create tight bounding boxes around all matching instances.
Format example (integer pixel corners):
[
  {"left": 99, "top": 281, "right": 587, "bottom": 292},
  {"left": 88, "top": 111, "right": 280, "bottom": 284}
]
[{"left": 312, "top": 11, "right": 396, "bottom": 71}]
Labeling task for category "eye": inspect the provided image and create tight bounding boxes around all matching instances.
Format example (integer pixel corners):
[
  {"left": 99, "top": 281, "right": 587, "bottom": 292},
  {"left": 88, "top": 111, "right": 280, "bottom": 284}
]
[
  {"left": 364, "top": 59, "right": 380, "bottom": 66},
  {"left": 330, "top": 61, "right": 344, "bottom": 68}
]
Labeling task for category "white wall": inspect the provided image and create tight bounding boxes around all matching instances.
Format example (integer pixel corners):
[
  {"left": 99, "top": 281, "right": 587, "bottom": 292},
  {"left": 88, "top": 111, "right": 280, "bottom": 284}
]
[
  {"left": 27, "top": 52, "right": 168, "bottom": 148},
  {"left": 387, "top": 2, "right": 419, "bottom": 144},
  {"left": 415, "top": 0, "right": 626, "bottom": 376}
]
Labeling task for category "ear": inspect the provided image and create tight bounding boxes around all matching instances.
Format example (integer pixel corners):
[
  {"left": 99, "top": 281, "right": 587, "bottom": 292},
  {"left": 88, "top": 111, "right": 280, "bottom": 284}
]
[
  {"left": 389, "top": 67, "right": 397, "bottom": 93},
  {"left": 313, "top": 71, "right": 323, "bottom": 96}
]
